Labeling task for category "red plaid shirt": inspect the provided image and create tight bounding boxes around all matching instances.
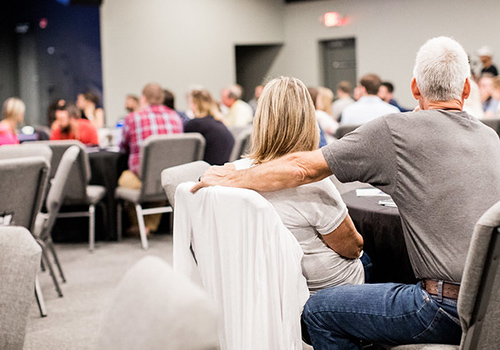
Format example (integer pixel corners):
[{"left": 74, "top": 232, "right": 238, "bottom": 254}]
[{"left": 120, "top": 105, "right": 183, "bottom": 176}]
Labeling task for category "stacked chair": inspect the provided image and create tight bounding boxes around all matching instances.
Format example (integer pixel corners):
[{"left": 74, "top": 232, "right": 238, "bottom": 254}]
[{"left": 36, "top": 140, "right": 106, "bottom": 251}]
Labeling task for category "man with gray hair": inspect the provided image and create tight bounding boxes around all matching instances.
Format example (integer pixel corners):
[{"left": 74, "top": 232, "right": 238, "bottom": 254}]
[
  {"left": 193, "top": 37, "right": 500, "bottom": 348},
  {"left": 220, "top": 84, "right": 253, "bottom": 127}
]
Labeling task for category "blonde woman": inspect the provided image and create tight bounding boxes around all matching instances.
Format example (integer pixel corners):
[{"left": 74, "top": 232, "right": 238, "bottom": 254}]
[
  {"left": 233, "top": 77, "right": 364, "bottom": 293},
  {"left": 185, "top": 89, "right": 235, "bottom": 165},
  {"left": 314, "top": 86, "right": 338, "bottom": 143},
  {"left": 0, "top": 97, "right": 25, "bottom": 145}
]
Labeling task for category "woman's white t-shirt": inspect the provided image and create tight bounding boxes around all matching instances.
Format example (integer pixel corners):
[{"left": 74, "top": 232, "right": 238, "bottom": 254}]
[{"left": 233, "top": 158, "right": 364, "bottom": 293}]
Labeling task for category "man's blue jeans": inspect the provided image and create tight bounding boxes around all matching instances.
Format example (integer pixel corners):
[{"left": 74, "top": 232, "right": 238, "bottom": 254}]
[{"left": 301, "top": 282, "right": 462, "bottom": 350}]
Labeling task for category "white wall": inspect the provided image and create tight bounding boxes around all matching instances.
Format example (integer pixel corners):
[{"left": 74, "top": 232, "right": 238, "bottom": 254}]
[
  {"left": 269, "top": 0, "right": 500, "bottom": 107},
  {"left": 101, "top": 0, "right": 500, "bottom": 124},
  {"left": 100, "top": 0, "right": 285, "bottom": 125}
]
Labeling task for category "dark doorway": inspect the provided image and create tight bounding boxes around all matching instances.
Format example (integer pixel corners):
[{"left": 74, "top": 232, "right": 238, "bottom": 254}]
[
  {"left": 321, "top": 38, "right": 356, "bottom": 94},
  {"left": 235, "top": 44, "right": 283, "bottom": 102}
]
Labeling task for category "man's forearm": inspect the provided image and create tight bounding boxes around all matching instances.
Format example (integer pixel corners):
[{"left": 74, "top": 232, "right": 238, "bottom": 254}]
[{"left": 192, "top": 149, "right": 332, "bottom": 193}]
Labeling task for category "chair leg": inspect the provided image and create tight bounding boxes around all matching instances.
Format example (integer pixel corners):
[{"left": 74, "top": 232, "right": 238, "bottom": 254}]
[
  {"left": 35, "top": 275, "right": 47, "bottom": 317},
  {"left": 89, "top": 204, "right": 95, "bottom": 252},
  {"left": 117, "top": 201, "right": 122, "bottom": 241},
  {"left": 46, "top": 239, "right": 66, "bottom": 283},
  {"left": 135, "top": 204, "right": 148, "bottom": 250},
  {"left": 40, "top": 244, "right": 63, "bottom": 297}
]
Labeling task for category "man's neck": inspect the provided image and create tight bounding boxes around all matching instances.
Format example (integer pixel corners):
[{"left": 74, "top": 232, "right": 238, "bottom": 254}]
[{"left": 421, "top": 99, "right": 463, "bottom": 111}]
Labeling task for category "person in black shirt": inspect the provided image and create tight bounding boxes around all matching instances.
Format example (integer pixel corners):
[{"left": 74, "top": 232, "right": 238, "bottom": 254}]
[
  {"left": 184, "top": 89, "right": 235, "bottom": 165},
  {"left": 477, "top": 46, "right": 498, "bottom": 77}
]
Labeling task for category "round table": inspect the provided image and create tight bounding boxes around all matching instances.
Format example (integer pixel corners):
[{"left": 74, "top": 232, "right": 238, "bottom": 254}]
[{"left": 342, "top": 190, "right": 417, "bottom": 284}]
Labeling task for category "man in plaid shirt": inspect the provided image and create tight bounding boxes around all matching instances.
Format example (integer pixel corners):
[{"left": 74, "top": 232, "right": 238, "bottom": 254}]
[{"left": 118, "top": 83, "right": 183, "bottom": 234}]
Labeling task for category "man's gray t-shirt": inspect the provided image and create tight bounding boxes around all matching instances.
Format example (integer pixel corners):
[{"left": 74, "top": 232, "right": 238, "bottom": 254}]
[{"left": 322, "top": 109, "right": 500, "bottom": 282}]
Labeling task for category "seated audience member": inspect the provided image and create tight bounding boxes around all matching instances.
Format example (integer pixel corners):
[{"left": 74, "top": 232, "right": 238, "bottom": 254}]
[
  {"left": 163, "top": 88, "right": 190, "bottom": 126},
  {"left": 332, "top": 81, "right": 355, "bottom": 122},
  {"left": 378, "top": 81, "right": 410, "bottom": 112},
  {"left": 50, "top": 103, "right": 99, "bottom": 146},
  {"left": 248, "top": 84, "right": 264, "bottom": 115},
  {"left": 308, "top": 86, "right": 339, "bottom": 143},
  {"left": 477, "top": 46, "right": 498, "bottom": 77},
  {"left": 340, "top": 74, "right": 400, "bottom": 125},
  {"left": 478, "top": 74, "right": 494, "bottom": 111},
  {"left": 76, "top": 91, "right": 105, "bottom": 129},
  {"left": 124, "top": 94, "right": 140, "bottom": 113},
  {"left": 193, "top": 37, "right": 500, "bottom": 349},
  {"left": 220, "top": 84, "right": 253, "bottom": 127},
  {"left": 119, "top": 83, "right": 183, "bottom": 234},
  {"left": 233, "top": 76, "right": 364, "bottom": 293},
  {"left": 0, "top": 97, "right": 25, "bottom": 145},
  {"left": 484, "top": 76, "right": 500, "bottom": 118},
  {"left": 184, "top": 89, "right": 235, "bottom": 165},
  {"left": 463, "top": 78, "right": 484, "bottom": 119},
  {"left": 47, "top": 98, "right": 66, "bottom": 126}
]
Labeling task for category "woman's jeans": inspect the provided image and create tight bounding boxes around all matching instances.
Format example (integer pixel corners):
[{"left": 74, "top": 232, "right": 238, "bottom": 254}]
[{"left": 301, "top": 282, "right": 462, "bottom": 350}]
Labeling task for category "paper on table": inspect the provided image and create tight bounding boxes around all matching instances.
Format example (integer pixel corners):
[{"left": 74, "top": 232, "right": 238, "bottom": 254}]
[{"left": 356, "top": 188, "right": 390, "bottom": 197}]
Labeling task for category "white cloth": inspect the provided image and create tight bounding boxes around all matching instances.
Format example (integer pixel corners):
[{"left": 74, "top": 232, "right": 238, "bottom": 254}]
[
  {"left": 332, "top": 96, "right": 355, "bottom": 121},
  {"left": 224, "top": 100, "right": 253, "bottom": 127},
  {"left": 234, "top": 158, "right": 364, "bottom": 293},
  {"left": 315, "top": 110, "right": 339, "bottom": 144},
  {"left": 173, "top": 182, "right": 309, "bottom": 350},
  {"left": 341, "top": 95, "right": 400, "bottom": 125}
]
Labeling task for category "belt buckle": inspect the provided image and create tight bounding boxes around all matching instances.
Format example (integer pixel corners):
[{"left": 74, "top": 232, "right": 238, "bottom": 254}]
[{"left": 437, "top": 280, "right": 443, "bottom": 302}]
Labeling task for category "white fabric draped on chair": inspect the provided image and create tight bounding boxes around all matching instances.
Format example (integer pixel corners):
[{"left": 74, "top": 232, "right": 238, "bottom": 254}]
[{"left": 173, "top": 182, "right": 309, "bottom": 350}]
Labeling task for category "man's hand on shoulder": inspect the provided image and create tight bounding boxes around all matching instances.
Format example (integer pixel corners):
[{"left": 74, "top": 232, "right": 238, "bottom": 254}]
[{"left": 191, "top": 163, "right": 237, "bottom": 193}]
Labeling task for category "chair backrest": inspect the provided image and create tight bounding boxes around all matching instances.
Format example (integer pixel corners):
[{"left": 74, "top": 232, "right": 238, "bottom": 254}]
[
  {"left": 229, "top": 126, "right": 252, "bottom": 162},
  {"left": 161, "top": 160, "right": 210, "bottom": 209},
  {"left": 0, "top": 226, "right": 42, "bottom": 350},
  {"left": 43, "top": 146, "right": 80, "bottom": 236},
  {"left": 94, "top": 256, "right": 220, "bottom": 350},
  {"left": 35, "top": 140, "right": 90, "bottom": 203},
  {"left": 0, "top": 157, "right": 49, "bottom": 232},
  {"left": 458, "top": 200, "right": 500, "bottom": 350},
  {"left": 173, "top": 182, "right": 309, "bottom": 350},
  {"left": 479, "top": 118, "right": 500, "bottom": 137},
  {"left": 139, "top": 133, "right": 205, "bottom": 202},
  {"left": 0, "top": 143, "right": 52, "bottom": 164},
  {"left": 335, "top": 124, "right": 361, "bottom": 139}
]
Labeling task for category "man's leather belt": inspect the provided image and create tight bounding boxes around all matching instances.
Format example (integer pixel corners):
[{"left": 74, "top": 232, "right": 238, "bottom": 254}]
[{"left": 421, "top": 279, "right": 460, "bottom": 300}]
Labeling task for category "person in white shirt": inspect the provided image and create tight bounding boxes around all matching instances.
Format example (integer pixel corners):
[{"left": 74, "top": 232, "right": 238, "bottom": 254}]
[
  {"left": 220, "top": 84, "right": 253, "bottom": 127},
  {"left": 332, "top": 81, "right": 355, "bottom": 122},
  {"left": 341, "top": 74, "right": 400, "bottom": 125},
  {"left": 309, "top": 86, "right": 339, "bottom": 144},
  {"left": 232, "top": 76, "right": 365, "bottom": 293}
]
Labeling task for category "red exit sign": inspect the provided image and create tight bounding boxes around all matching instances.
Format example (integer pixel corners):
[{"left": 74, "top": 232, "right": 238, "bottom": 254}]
[{"left": 323, "top": 12, "right": 346, "bottom": 27}]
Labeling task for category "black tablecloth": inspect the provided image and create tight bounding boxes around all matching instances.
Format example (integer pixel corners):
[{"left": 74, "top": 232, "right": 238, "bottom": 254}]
[
  {"left": 52, "top": 150, "right": 128, "bottom": 242},
  {"left": 342, "top": 190, "right": 417, "bottom": 284},
  {"left": 88, "top": 150, "right": 128, "bottom": 240}
]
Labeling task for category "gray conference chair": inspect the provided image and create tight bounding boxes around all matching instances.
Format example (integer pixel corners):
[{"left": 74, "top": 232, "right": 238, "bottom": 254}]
[
  {"left": 36, "top": 140, "right": 106, "bottom": 251},
  {"left": 0, "top": 226, "right": 42, "bottom": 350},
  {"left": 0, "top": 143, "right": 52, "bottom": 164},
  {"left": 161, "top": 160, "right": 210, "bottom": 209},
  {"left": 385, "top": 200, "right": 500, "bottom": 350},
  {"left": 94, "top": 256, "right": 219, "bottom": 350},
  {"left": 34, "top": 146, "right": 80, "bottom": 295},
  {"left": 116, "top": 133, "right": 205, "bottom": 249},
  {"left": 229, "top": 126, "right": 252, "bottom": 162},
  {"left": 0, "top": 157, "right": 50, "bottom": 317}
]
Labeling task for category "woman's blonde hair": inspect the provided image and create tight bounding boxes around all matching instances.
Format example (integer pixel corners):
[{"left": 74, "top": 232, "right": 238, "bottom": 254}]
[
  {"left": 316, "top": 87, "right": 334, "bottom": 115},
  {"left": 189, "top": 89, "right": 224, "bottom": 121},
  {"left": 249, "top": 76, "right": 319, "bottom": 164},
  {"left": 2, "top": 97, "right": 25, "bottom": 122}
]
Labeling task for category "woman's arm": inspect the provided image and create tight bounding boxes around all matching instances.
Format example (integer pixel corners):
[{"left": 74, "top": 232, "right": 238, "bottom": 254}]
[{"left": 321, "top": 215, "right": 363, "bottom": 259}]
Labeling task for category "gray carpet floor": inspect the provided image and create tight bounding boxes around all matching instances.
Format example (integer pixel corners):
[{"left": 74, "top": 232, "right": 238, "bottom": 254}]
[
  {"left": 23, "top": 234, "right": 313, "bottom": 350},
  {"left": 24, "top": 234, "right": 174, "bottom": 350}
]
